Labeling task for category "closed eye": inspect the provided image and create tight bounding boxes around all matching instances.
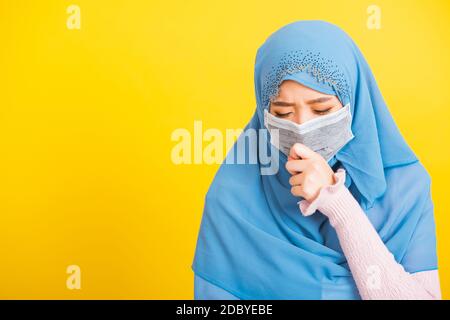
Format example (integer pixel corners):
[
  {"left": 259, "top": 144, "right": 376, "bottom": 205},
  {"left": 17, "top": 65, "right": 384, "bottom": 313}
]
[
  {"left": 313, "top": 108, "right": 332, "bottom": 115},
  {"left": 274, "top": 112, "right": 293, "bottom": 118}
]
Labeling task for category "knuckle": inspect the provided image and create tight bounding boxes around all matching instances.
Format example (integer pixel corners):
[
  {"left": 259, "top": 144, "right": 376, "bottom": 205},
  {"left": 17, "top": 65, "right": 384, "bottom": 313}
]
[
  {"left": 285, "top": 162, "right": 291, "bottom": 171},
  {"left": 291, "top": 186, "right": 301, "bottom": 196},
  {"left": 289, "top": 176, "right": 295, "bottom": 185}
]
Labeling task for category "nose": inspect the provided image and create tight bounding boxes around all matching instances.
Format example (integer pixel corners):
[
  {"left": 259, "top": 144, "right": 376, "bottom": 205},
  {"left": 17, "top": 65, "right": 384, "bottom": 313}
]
[{"left": 293, "top": 111, "right": 315, "bottom": 125}]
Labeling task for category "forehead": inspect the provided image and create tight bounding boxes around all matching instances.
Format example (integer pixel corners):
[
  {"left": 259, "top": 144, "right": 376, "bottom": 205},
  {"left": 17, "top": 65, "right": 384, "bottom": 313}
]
[{"left": 275, "top": 80, "right": 334, "bottom": 99}]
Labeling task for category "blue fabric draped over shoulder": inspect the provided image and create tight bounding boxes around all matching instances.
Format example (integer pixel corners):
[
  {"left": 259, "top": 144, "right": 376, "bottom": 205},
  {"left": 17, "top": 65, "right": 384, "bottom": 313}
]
[{"left": 191, "top": 20, "right": 438, "bottom": 300}]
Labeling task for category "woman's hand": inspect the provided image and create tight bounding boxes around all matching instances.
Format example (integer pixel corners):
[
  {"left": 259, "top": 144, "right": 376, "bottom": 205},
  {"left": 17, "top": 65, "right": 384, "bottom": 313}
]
[{"left": 286, "top": 143, "right": 336, "bottom": 202}]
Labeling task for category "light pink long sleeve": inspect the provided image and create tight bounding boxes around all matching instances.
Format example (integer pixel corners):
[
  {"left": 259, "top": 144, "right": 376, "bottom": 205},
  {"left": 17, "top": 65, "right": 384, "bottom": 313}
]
[{"left": 298, "top": 168, "right": 441, "bottom": 300}]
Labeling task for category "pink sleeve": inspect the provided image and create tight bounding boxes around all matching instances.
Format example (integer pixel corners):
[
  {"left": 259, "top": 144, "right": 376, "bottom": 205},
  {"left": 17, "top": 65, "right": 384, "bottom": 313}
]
[{"left": 298, "top": 168, "right": 441, "bottom": 300}]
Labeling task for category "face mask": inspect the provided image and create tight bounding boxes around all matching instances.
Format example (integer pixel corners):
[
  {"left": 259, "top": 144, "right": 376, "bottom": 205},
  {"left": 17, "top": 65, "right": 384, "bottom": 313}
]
[{"left": 263, "top": 103, "right": 354, "bottom": 162}]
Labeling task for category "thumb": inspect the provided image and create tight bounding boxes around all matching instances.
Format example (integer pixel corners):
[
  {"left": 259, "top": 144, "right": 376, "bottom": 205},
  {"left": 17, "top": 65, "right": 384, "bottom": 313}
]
[{"left": 290, "top": 143, "right": 316, "bottom": 160}]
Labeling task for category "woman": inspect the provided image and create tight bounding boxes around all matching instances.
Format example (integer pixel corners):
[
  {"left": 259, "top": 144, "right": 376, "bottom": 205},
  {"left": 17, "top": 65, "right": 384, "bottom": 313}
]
[{"left": 191, "top": 20, "right": 441, "bottom": 299}]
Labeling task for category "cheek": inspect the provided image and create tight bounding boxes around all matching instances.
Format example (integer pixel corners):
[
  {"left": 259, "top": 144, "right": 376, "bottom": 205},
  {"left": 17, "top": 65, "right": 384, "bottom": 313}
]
[{"left": 333, "top": 100, "right": 344, "bottom": 109}]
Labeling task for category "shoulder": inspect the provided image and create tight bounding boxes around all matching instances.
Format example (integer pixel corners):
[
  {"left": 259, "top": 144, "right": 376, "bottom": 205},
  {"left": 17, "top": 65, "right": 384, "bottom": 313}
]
[
  {"left": 384, "top": 161, "right": 431, "bottom": 189},
  {"left": 383, "top": 161, "right": 432, "bottom": 206}
]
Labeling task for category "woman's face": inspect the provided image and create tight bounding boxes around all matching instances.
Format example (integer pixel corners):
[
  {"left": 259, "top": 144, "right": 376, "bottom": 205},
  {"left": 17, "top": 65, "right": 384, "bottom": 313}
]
[{"left": 269, "top": 80, "right": 343, "bottom": 125}]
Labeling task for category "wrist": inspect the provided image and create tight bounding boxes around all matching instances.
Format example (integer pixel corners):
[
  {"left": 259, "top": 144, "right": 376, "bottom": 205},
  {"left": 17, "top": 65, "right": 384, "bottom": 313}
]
[{"left": 298, "top": 168, "right": 347, "bottom": 217}]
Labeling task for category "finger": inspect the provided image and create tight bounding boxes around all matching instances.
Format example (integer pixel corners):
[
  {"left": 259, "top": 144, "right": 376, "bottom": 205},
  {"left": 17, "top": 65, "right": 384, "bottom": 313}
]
[
  {"left": 289, "top": 146, "right": 301, "bottom": 160},
  {"left": 285, "top": 159, "right": 308, "bottom": 175},
  {"left": 290, "top": 143, "right": 317, "bottom": 160},
  {"left": 289, "top": 173, "right": 305, "bottom": 186},
  {"left": 291, "top": 185, "right": 306, "bottom": 198}
]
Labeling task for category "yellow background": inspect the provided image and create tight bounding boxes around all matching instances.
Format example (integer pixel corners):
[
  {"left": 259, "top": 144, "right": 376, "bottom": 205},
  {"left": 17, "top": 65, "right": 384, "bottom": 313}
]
[{"left": 0, "top": 0, "right": 449, "bottom": 299}]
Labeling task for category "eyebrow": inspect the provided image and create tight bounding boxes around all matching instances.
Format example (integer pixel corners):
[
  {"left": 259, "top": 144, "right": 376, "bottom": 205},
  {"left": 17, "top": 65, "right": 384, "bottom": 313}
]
[
  {"left": 306, "top": 96, "right": 333, "bottom": 104},
  {"left": 271, "top": 100, "right": 296, "bottom": 107},
  {"left": 271, "top": 96, "right": 333, "bottom": 107}
]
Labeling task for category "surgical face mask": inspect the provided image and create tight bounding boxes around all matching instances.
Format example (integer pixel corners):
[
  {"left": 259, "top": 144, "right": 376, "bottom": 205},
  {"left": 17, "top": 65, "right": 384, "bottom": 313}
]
[{"left": 263, "top": 103, "right": 354, "bottom": 162}]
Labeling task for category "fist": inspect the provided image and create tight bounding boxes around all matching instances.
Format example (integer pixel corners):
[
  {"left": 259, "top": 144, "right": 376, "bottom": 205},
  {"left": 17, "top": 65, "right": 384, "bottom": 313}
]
[{"left": 286, "top": 143, "right": 336, "bottom": 202}]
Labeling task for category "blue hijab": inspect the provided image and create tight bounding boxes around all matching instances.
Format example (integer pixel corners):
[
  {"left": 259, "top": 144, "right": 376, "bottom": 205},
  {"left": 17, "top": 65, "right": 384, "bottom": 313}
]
[{"left": 192, "top": 20, "right": 437, "bottom": 299}]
